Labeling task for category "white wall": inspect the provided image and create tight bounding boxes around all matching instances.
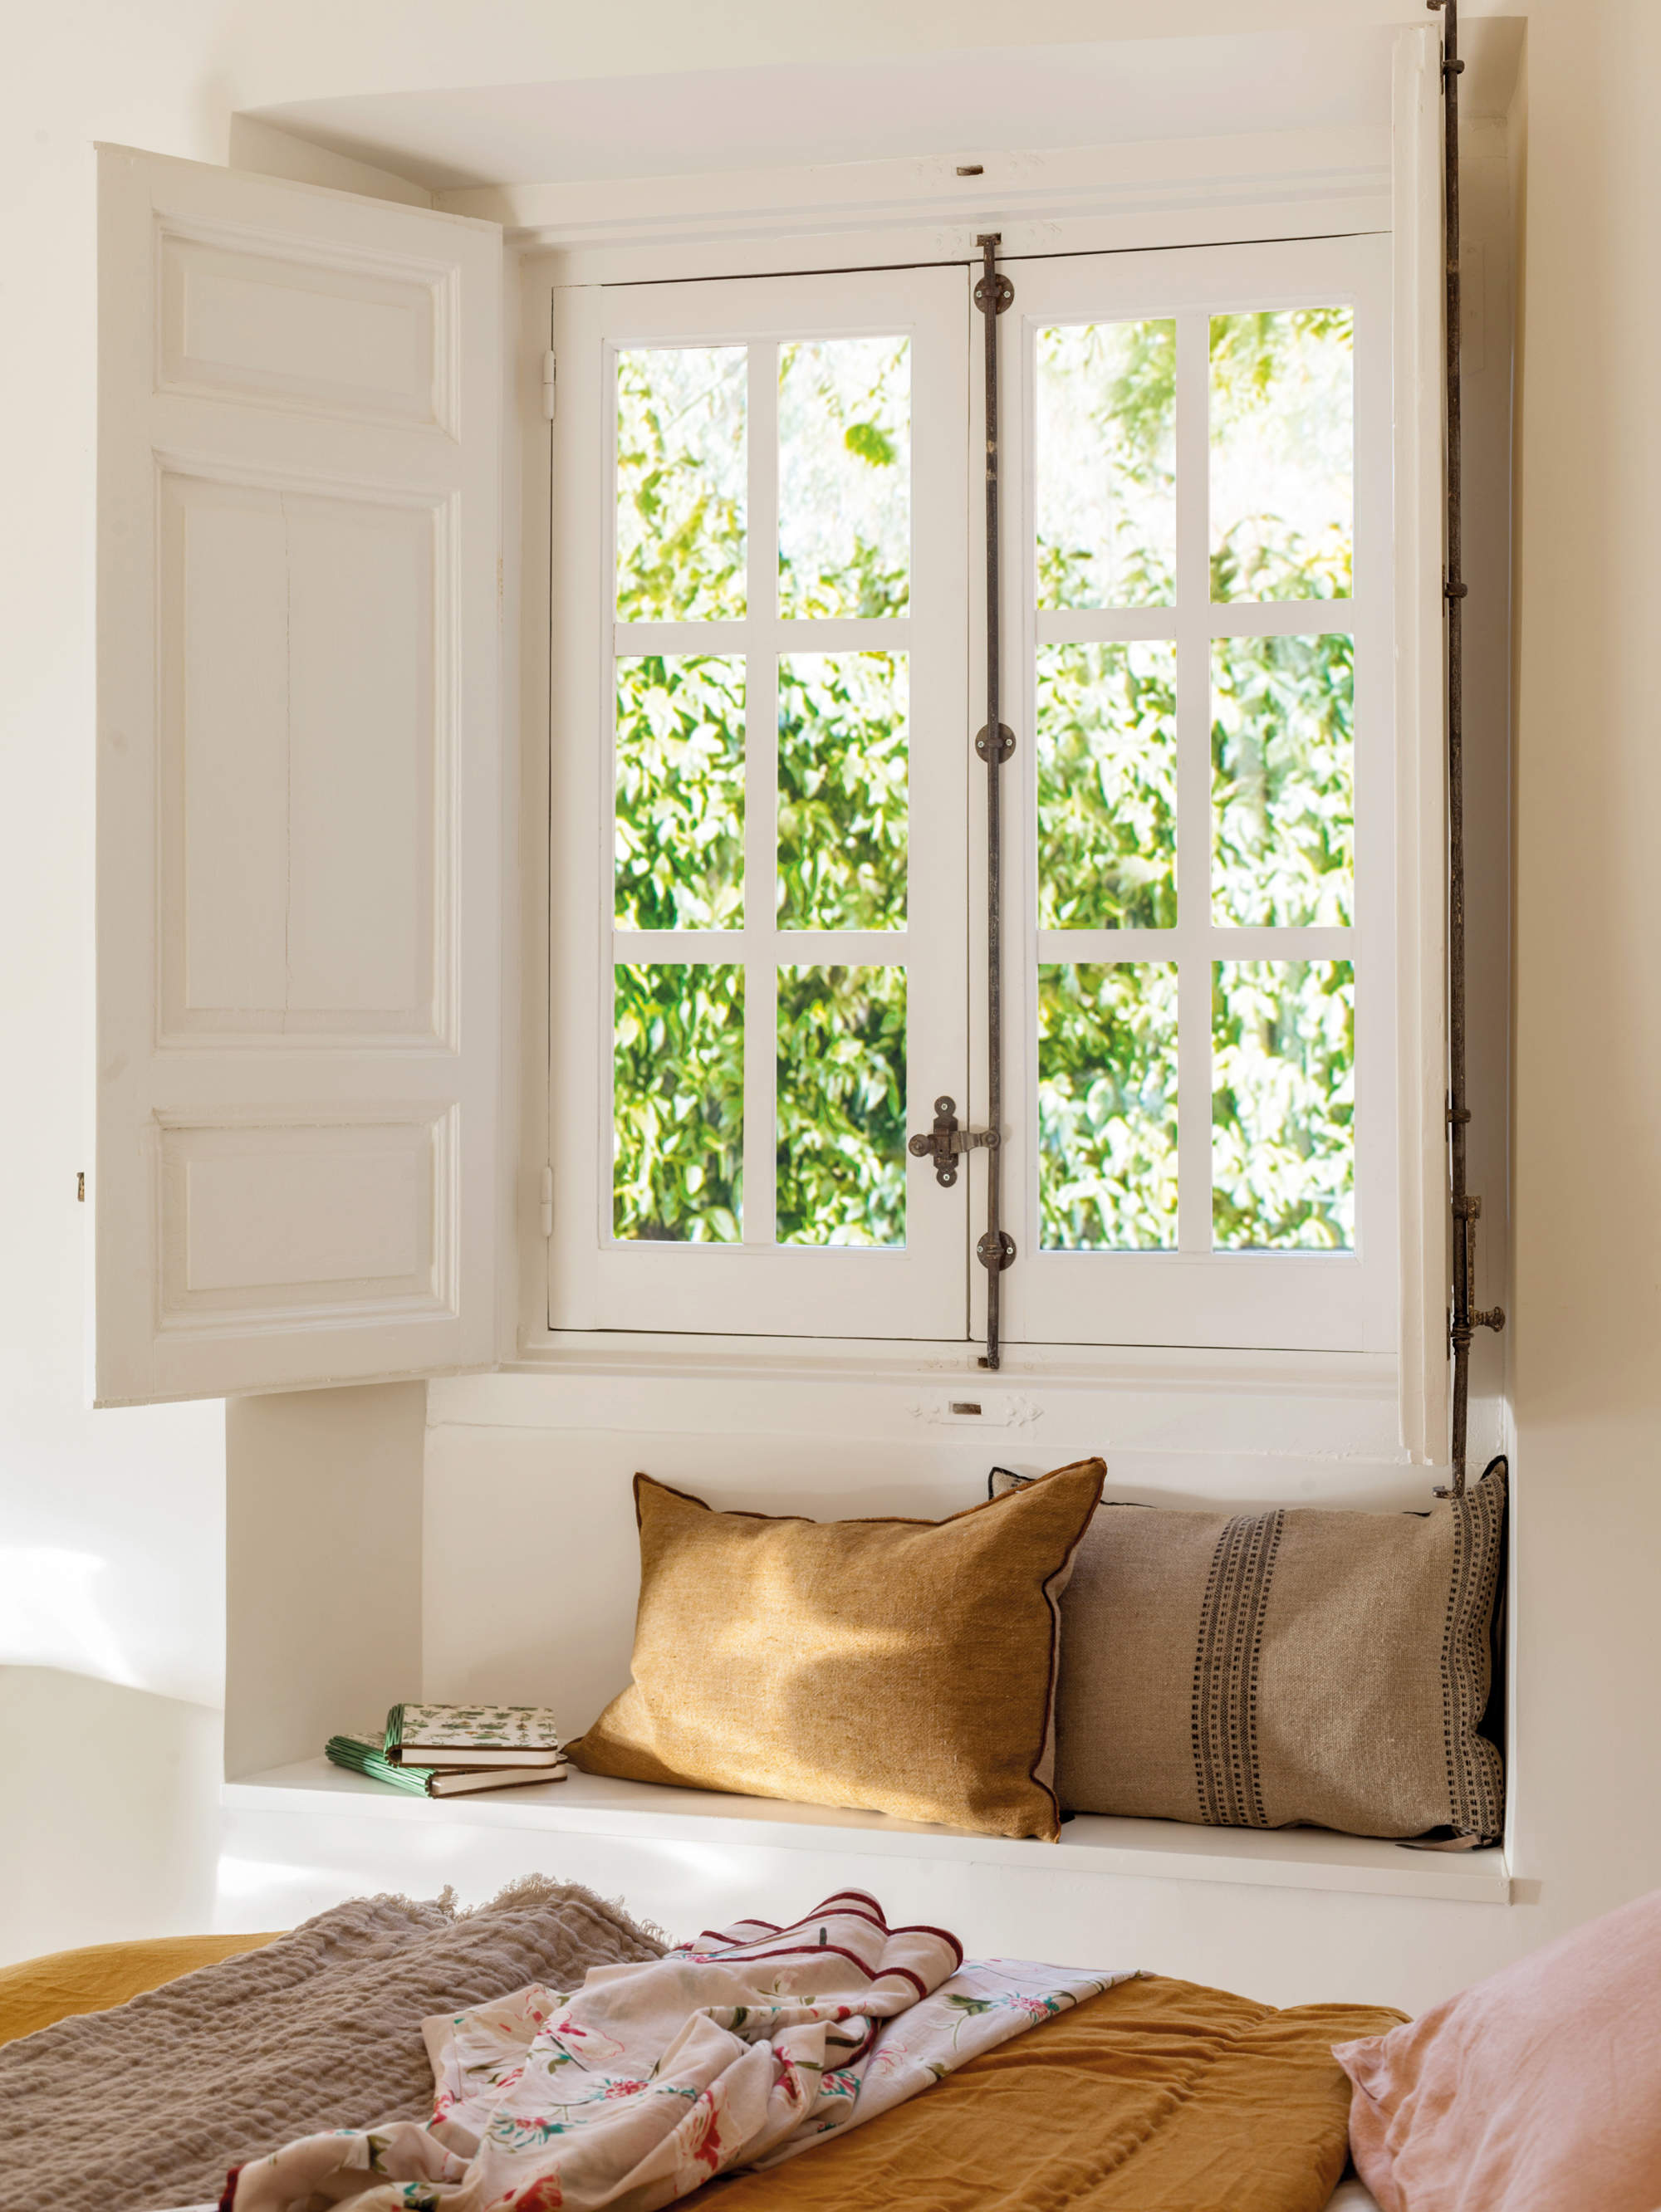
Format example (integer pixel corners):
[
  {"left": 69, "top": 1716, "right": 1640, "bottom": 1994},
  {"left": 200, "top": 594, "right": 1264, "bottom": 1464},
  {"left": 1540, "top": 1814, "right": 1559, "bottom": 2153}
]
[
  {"left": 2, "top": 16, "right": 235, "bottom": 1962},
  {"left": 1507, "top": 0, "right": 1661, "bottom": 1926}
]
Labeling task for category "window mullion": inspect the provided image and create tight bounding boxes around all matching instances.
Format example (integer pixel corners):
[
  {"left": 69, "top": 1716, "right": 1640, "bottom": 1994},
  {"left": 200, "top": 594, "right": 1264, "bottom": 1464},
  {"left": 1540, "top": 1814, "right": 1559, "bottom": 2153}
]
[
  {"left": 743, "top": 342, "right": 780, "bottom": 1250},
  {"left": 1174, "top": 308, "right": 1213, "bottom": 1258}
]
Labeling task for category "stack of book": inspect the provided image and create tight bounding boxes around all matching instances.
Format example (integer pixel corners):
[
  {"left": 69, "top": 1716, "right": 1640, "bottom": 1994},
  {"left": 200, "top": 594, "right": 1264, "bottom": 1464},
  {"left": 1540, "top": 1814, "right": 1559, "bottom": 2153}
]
[{"left": 326, "top": 1703, "right": 568, "bottom": 1799}]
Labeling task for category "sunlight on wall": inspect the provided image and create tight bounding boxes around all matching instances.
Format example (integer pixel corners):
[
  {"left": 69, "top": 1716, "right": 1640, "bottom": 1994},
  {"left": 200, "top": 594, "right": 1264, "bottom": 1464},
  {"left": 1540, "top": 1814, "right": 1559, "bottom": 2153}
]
[{"left": 0, "top": 1548, "right": 139, "bottom": 1686}]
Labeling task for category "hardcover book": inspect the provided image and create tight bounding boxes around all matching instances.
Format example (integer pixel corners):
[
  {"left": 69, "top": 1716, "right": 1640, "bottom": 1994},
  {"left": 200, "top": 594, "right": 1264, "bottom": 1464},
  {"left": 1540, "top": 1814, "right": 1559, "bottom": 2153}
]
[
  {"left": 384, "top": 1702, "right": 566, "bottom": 1768},
  {"left": 327, "top": 1732, "right": 566, "bottom": 1798}
]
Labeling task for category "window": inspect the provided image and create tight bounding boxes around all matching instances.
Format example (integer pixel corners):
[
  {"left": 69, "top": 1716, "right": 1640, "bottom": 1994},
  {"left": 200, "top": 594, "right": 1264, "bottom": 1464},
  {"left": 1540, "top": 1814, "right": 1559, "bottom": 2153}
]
[
  {"left": 96, "top": 135, "right": 1442, "bottom": 1410},
  {"left": 547, "top": 237, "right": 1395, "bottom": 1353},
  {"left": 547, "top": 267, "right": 970, "bottom": 1338},
  {"left": 998, "top": 240, "right": 1395, "bottom": 1353}
]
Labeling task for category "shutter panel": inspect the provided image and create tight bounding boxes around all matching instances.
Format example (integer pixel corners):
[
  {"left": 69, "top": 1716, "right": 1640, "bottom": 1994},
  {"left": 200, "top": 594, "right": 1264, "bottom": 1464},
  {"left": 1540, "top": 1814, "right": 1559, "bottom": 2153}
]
[{"left": 96, "top": 146, "right": 503, "bottom": 1403}]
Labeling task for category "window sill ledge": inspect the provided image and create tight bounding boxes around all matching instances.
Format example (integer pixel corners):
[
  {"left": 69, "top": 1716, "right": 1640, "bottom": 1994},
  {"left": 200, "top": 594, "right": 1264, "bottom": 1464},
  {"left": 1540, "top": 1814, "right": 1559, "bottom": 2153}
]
[
  {"left": 492, "top": 1335, "right": 1399, "bottom": 1401},
  {"left": 223, "top": 1761, "right": 1509, "bottom": 1906}
]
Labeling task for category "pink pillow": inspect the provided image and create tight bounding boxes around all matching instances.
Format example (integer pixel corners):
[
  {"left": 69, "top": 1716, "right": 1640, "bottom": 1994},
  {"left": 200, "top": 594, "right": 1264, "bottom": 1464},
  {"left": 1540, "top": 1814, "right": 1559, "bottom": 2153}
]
[{"left": 1335, "top": 1887, "right": 1661, "bottom": 2212}]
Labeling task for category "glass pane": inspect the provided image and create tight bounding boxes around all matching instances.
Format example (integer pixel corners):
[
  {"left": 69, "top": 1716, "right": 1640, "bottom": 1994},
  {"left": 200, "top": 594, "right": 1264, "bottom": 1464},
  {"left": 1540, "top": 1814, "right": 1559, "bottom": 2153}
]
[
  {"left": 1212, "top": 634, "right": 1354, "bottom": 927},
  {"left": 777, "top": 652, "right": 907, "bottom": 931},
  {"left": 776, "top": 966, "right": 906, "bottom": 1246},
  {"left": 1036, "top": 320, "right": 1176, "bottom": 610},
  {"left": 1213, "top": 960, "right": 1354, "bottom": 1250},
  {"left": 1038, "top": 963, "right": 1178, "bottom": 1250},
  {"left": 777, "top": 337, "right": 909, "bottom": 619},
  {"left": 1037, "top": 640, "right": 1178, "bottom": 929},
  {"left": 615, "top": 656, "right": 745, "bottom": 929},
  {"left": 1210, "top": 309, "right": 1353, "bottom": 603},
  {"left": 616, "top": 345, "right": 747, "bottom": 621},
  {"left": 613, "top": 964, "right": 744, "bottom": 1242}
]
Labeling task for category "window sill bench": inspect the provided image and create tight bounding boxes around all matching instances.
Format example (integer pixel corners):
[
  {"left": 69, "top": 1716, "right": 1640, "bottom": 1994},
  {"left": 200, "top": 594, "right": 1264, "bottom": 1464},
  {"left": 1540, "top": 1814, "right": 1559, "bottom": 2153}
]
[{"left": 223, "top": 1760, "right": 1512, "bottom": 1906}]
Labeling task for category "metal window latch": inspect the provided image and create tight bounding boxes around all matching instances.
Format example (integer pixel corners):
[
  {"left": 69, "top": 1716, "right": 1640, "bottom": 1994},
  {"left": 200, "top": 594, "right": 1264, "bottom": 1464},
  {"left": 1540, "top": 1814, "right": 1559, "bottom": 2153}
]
[{"left": 908, "top": 1095, "right": 998, "bottom": 1188}]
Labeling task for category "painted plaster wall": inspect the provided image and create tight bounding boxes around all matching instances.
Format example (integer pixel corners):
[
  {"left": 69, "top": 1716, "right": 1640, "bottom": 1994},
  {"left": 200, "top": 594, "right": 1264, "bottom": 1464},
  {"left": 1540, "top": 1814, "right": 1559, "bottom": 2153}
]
[{"left": 1506, "top": 1, "right": 1661, "bottom": 1924}]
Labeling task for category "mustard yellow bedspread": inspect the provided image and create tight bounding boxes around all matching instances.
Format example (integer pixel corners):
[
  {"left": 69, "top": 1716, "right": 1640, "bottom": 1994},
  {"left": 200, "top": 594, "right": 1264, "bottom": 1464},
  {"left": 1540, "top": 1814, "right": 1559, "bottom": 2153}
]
[
  {"left": 0, "top": 1931, "right": 277, "bottom": 2050},
  {"left": 687, "top": 1973, "right": 1404, "bottom": 2212}
]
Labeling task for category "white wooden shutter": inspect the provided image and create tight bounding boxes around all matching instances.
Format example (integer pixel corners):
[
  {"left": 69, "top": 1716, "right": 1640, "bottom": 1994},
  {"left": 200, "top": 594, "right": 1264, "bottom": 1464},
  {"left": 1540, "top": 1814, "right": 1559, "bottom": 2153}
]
[
  {"left": 1391, "top": 31, "right": 1452, "bottom": 1462},
  {"left": 96, "top": 146, "right": 503, "bottom": 1404}
]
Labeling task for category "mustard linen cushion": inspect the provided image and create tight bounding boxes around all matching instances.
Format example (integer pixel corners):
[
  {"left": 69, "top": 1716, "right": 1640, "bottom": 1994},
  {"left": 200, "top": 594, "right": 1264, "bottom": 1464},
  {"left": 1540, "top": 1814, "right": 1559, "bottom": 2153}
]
[
  {"left": 0, "top": 1931, "right": 279, "bottom": 2049},
  {"left": 569, "top": 1461, "right": 1106, "bottom": 1842}
]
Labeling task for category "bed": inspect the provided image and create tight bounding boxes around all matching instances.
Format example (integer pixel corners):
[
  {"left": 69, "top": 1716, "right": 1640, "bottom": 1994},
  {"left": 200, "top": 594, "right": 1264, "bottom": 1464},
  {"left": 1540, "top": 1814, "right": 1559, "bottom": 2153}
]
[{"left": 0, "top": 1931, "right": 1391, "bottom": 2212}]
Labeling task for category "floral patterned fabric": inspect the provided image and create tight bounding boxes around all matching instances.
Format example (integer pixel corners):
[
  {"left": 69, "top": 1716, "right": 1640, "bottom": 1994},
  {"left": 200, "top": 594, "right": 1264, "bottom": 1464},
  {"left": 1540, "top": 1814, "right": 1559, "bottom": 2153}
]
[{"left": 223, "top": 1890, "right": 1131, "bottom": 2212}]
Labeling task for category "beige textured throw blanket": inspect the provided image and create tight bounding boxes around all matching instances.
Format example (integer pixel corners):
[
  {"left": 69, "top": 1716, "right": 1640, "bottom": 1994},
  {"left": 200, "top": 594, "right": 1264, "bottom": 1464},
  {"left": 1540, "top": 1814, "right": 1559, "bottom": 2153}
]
[
  {"left": 226, "top": 1888, "right": 1129, "bottom": 2212},
  {"left": 0, "top": 1877, "right": 664, "bottom": 2212}
]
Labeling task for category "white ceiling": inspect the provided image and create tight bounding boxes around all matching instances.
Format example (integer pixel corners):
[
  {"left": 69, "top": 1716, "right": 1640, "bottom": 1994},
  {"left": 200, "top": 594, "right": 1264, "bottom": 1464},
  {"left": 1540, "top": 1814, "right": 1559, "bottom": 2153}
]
[{"left": 252, "top": 25, "right": 1412, "bottom": 193}]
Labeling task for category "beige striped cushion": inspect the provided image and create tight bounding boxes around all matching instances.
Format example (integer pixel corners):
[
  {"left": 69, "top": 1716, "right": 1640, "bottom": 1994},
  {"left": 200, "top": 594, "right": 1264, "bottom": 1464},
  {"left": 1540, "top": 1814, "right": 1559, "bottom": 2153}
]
[{"left": 992, "top": 1458, "right": 1506, "bottom": 1842}]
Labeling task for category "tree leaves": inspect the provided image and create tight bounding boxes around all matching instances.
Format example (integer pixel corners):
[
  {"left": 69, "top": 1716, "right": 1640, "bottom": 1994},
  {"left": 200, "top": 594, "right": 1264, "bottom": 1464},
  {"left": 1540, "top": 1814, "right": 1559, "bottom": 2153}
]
[
  {"left": 613, "top": 965, "right": 745, "bottom": 1242},
  {"left": 843, "top": 420, "right": 896, "bottom": 467},
  {"left": 777, "top": 967, "right": 908, "bottom": 1247}
]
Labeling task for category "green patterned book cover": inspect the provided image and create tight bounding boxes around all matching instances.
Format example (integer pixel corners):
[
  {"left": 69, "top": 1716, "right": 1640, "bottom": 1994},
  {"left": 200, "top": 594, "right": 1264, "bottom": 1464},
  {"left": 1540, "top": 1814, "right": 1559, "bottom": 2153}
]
[
  {"left": 384, "top": 1703, "right": 566, "bottom": 1768},
  {"left": 327, "top": 1732, "right": 566, "bottom": 1798}
]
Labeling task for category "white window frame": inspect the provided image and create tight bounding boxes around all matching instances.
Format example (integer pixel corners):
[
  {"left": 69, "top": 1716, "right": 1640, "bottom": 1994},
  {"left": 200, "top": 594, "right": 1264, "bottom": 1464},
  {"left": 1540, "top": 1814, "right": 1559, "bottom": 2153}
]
[
  {"left": 540, "top": 233, "right": 1397, "bottom": 1358},
  {"left": 544, "top": 266, "right": 972, "bottom": 1338},
  {"left": 986, "top": 234, "right": 1397, "bottom": 1356},
  {"left": 513, "top": 57, "right": 1448, "bottom": 1457}
]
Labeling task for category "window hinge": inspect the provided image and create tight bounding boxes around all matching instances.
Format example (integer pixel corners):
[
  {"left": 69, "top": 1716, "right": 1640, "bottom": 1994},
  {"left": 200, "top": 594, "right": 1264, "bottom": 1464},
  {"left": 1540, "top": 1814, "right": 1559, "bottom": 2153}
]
[
  {"left": 541, "top": 349, "right": 558, "bottom": 422},
  {"left": 539, "top": 1163, "right": 555, "bottom": 1238}
]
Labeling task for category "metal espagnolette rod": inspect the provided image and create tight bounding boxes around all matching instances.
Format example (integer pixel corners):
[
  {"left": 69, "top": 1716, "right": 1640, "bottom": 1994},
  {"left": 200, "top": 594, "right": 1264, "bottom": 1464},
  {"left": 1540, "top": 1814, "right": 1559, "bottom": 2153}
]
[
  {"left": 974, "top": 232, "right": 1017, "bottom": 1366},
  {"left": 905, "top": 234, "right": 1015, "bottom": 1366},
  {"left": 1430, "top": 0, "right": 1505, "bottom": 1500}
]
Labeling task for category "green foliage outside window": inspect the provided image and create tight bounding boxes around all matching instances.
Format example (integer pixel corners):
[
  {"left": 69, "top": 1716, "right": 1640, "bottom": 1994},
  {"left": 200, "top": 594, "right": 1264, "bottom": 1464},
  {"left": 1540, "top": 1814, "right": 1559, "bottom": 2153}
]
[
  {"left": 612, "top": 341, "right": 909, "bottom": 1243},
  {"left": 1036, "top": 308, "right": 1358, "bottom": 1250},
  {"left": 613, "top": 964, "right": 745, "bottom": 1242},
  {"left": 615, "top": 656, "right": 745, "bottom": 930},
  {"left": 1212, "top": 632, "right": 1354, "bottom": 929},
  {"left": 778, "top": 337, "right": 910, "bottom": 618},
  {"left": 1036, "top": 640, "right": 1178, "bottom": 932},
  {"left": 613, "top": 311, "right": 1358, "bottom": 1255},
  {"left": 616, "top": 346, "right": 746, "bottom": 622},
  {"left": 777, "top": 967, "right": 908, "bottom": 1246},
  {"left": 1039, "top": 964, "right": 1179, "bottom": 1250},
  {"left": 1213, "top": 961, "right": 1355, "bottom": 1250},
  {"left": 777, "top": 653, "right": 907, "bottom": 931}
]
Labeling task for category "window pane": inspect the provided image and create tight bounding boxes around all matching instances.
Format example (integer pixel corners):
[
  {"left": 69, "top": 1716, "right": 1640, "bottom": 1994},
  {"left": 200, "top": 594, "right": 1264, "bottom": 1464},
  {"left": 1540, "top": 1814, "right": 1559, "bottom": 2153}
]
[
  {"left": 1212, "top": 960, "right": 1354, "bottom": 1250},
  {"left": 1036, "top": 321, "right": 1176, "bottom": 610},
  {"left": 616, "top": 346, "right": 747, "bottom": 621},
  {"left": 1037, "top": 640, "right": 1178, "bottom": 928},
  {"left": 776, "top": 966, "right": 906, "bottom": 1246},
  {"left": 777, "top": 337, "right": 909, "bottom": 619},
  {"left": 777, "top": 652, "right": 907, "bottom": 931},
  {"left": 615, "top": 655, "right": 745, "bottom": 929},
  {"left": 1211, "top": 634, "right": 1354, "bottom": 927},
  {"left": 613, "top": 964, "right": 744, "bottom": 1242},
  {"left": 1039, "top": 963, "right": 1178, "bottom": 1250},
  {"left": 1210, "top": 310, "right": 1353, "bottom": 603}
]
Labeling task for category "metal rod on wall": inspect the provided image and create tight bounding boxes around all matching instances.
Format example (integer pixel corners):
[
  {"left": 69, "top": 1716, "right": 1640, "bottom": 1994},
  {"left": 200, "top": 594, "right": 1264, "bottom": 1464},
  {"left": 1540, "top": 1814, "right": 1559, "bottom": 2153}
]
[{"left": 1430, "top": 0, "right": 1504, "bottom": 1495}]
